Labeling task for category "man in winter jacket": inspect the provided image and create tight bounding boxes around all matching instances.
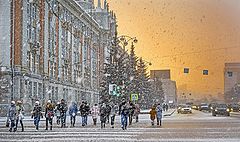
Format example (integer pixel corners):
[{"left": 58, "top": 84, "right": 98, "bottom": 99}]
[
  {"left": 45, "top": 100, "right": 54, "bottom": 130},
  {"left": 59, "top": 99, "right": 68, "bottom": 128},
  {"left": 8, "top": 101, "right": 16, "bottom": 132},
  {"left": 15, "top": 100, "right": 24, "bottom": 132},
  {"left": 69, "top": 102, "right": 78, "bottom": 127},
  {"left": 32, "top": 101, "right": 42, "bottom": 131}
]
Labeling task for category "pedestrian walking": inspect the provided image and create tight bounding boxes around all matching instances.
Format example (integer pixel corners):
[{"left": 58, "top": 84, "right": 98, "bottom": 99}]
[
  {"left": 91, "top": 103, "right": 99, "bottom": 126},
  {"left": 7, "top": 101, "right": 16, "bottom": 132},
  {"left": 156, "top": 103, "right": 163, "bottom": 126},
  {"left": 100, "top": 103, "right": 107, "bottom": 129},
  {"left": 69, "top": 101, "right": 78, "bottom": 127},
  {"left": 15, "top": 100, "right": 24, "bottom": 132},
  {"left": 32, "top": 101, "right": 43, "bottom": 131},
  {"left": 45, "top": 100, "right": 54, "bottom": 130},
  {"left": 134, "top": 103, "right": 140, "bottom": 123},
  {"left": 79, "top": 101, "right": 90, "bottom": 126},
  {"left": 59, "top": 99, "right": 68, "bottom": 128},
  {"left": 110, "top": 104, "right": 118, "bottom": 128},
  {"left": 119, "top": 100, "right": 129, "bottom": 130},
  {"left": 128, "top": 102, "right": 135, "bottom": 125},
  {"left": 106, "top": 103, "right": 111, "bottom": 124},
  {"left": 150, "top": 106, "right": 157, "bottom": 126},
  {"left": 55, "top": 101, "right": 61, "bottom": 125}
]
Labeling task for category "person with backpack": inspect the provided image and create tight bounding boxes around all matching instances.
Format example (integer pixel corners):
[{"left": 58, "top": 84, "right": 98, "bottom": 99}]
[{"left": 45, "top": 100, "right": 54, "bottom": 130}]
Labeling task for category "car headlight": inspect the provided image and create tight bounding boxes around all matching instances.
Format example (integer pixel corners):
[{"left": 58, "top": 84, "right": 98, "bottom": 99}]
[
  {"left": 210, "top": 107, "right": 213, "bottom": 110},
  {"left": 231, "top": 108, "right": 233, "bottom": 111},
  {"left": 215, "top": 109, "right": 217, "bottom": 112},
  {"left": 227, "top": 109, "right": 230, "bottom": 112}
]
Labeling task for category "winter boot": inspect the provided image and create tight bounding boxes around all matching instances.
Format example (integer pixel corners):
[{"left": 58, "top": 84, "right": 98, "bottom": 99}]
[
  {"left": 50, "top": 126, "right": 52, "bottom": 130},
  {"left": 21, "top": 127, "right": 24, "bottom": 132}
]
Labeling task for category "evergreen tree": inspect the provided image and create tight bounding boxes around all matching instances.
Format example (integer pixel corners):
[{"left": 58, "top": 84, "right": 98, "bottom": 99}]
[
  {"left": 126, "top": 44, "right": 138, "bottom": 95},
  {"left": 136, "top": 57, "right": 151, "bottom": 104}
]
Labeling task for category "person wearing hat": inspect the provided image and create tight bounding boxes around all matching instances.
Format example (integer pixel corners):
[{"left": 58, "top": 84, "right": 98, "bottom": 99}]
[
  {"left": 45, "top": 100, "right": 54, "bottom": 130},
  {"left": 7, "top": 101, "right": 16, "bottom": 132},
  {"left": 32, "top": 101, "right": 43, "bottom": 131},
  {"left": 15, "top": 100, "right": 24, "bottom": 132}
]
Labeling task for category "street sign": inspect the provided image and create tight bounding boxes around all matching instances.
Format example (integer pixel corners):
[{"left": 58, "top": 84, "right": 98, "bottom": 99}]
[
  {"left": 130, "top": 93, "right": 139, "bottom": 101},
  {"left": 203, "top": 70, "right": 208, "bottom": 75},
  {"left": 184, "top": 68, "right": 189, "bottom": 74}
]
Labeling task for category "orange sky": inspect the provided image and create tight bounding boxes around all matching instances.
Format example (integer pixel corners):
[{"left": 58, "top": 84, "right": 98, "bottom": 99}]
[{"left": 101, "top": 0, "right": 240, "bottom": 99}]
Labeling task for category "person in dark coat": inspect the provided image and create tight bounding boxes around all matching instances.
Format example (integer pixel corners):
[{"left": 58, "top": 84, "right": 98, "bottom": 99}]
[
  {"left": 69, "top": 101, "right": 78, "bottom": 127},
  {"left": 32, "top": 101, "right": 42, "bottom": 131},
  {"left": 54, "top": 101, "right": 61, "bottom": 125},
  {"left": 15, "top": 100, "right": 24, "bottom": 132},
  {"left": 100, "top": 103, "right": 107, "bottom": 129},
  {"left": 59, "top": 99, "right": 68, "bottom": 128},
  {"left": 128, "top": 102, "right": 135, "bottom": 125},
  {"left": 156, "top": 103, "right": 163, "bottom": 126},
  {"left": 105, "top": 103, "right": 111, "bottom": 124},
  {"left": 79, "top": 101, "right": 90, "bottom": 126},
  {"left": 119, "top": 100, "right": 129, "bottom": 130},
  {"left": 45, "top": 100, "right": 54, "bottom": 130},
  {"left": 8, "top": 101, "right": 16, "bottom": 132}
]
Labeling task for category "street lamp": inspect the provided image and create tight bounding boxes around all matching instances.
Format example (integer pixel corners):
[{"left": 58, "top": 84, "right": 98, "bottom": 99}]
[{"left": 115, "top": 35, "right": 138, "bottom": 51}]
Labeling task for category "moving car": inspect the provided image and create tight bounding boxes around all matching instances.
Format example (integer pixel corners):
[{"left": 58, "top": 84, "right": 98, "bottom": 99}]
[
  {"left": 228, "top": 104, "right": 240, "bottom": 112},
  {"left": 212, "top": 104, "right": 230, "bottom": 116},
  {"left": 178, "top": 104, "right": 192, "bottom": 114},
  {"left": 199, "top": 103, "right": 209, "bottom": 111}
]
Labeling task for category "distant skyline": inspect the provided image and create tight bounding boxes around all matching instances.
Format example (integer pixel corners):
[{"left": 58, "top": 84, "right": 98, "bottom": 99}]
[{"left": 99, "top": 0, "right": 240, "bottom": 99}]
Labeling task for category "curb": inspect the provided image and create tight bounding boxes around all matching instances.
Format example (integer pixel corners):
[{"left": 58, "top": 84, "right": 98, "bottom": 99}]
[
  {"left": 230, "top": 112, "right": 240, "bottom": 118},
  {"left": 163, "top": 109, "right": 176, "bottom": 117}
]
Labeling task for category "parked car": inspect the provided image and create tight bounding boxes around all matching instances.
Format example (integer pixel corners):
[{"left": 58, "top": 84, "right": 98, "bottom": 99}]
[
  {"left": 178, "top": 104, "right": 192, "bottom": 114},
  {"left": 191, "top": 104, "right": 198, "bottom": 110},
  {"left": 228, "top": 104, "right": 240, "bottom": 112},
  {"left": 212, "top": 104, "right": 230, "bottom": 116},
  {"left": 199, "top": 103, "right": 209, "bottom": 111}
]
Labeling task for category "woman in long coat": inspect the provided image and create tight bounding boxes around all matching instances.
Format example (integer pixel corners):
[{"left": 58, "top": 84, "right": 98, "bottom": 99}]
[{"left": 156, "top": 104, "right": 163, "bottom": 126}]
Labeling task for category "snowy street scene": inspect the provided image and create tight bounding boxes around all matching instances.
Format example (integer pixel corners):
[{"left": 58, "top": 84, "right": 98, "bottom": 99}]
[
  {"left": 1, "top": 0, "right": 240, "bottom": 141},
  {"left": 1, "top": 109, "right": 240, "bottom": 142}
]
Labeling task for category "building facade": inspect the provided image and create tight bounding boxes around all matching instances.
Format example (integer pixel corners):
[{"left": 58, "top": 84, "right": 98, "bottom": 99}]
[
  {"left": 0, "top": 0, "right": 116, "bottom": 111},
  {"left": 224, "top": 63, "right": 240, "bottom": 102},
  {"left": 150, "top": 70, "right": 177, "bottom": 106}
]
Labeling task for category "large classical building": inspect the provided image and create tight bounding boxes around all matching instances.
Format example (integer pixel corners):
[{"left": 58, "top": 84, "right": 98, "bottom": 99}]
[{"left": 0, "top": 0, "right": 116, "bottom": 111}]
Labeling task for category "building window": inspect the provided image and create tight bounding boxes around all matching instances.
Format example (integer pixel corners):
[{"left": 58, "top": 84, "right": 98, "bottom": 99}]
[{"left": 227, "top": 71, "right": 233, "bottom": 77}]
